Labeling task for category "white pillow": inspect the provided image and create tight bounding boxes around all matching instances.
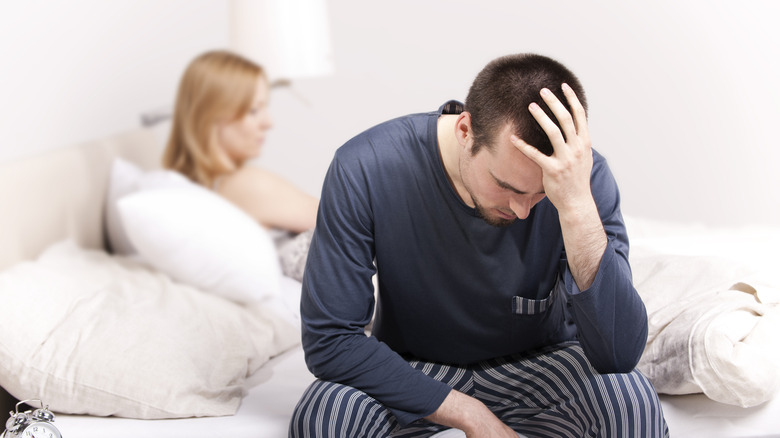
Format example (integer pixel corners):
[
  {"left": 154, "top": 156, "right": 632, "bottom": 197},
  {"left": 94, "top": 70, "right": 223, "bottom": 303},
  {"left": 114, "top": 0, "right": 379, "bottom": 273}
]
[
  {"left": 107, "top": 158, "right": 284, "bottom": 304},
  {"left": 106, "top": 158, "right": 192, "bottom": 255},
  {"left": 106, "top": 158, "right": 143, "bottom": 254},
  {"left": 0, "top": 241, "right": 299, "bottom": 419}
]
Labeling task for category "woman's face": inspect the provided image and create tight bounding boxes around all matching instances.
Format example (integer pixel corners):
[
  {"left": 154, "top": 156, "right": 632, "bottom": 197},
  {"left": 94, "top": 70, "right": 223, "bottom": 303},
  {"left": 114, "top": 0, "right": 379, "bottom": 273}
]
[{"left": 217, "top": 77, "right": 273, "bottom": 166}]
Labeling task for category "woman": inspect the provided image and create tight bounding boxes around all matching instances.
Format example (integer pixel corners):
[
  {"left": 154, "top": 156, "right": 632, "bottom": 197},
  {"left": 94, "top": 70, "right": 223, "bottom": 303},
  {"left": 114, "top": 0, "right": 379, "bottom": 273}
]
[
  {"left": 163, "top": 50, "right": 318, "bottom": 234},
  {"left": 163, "top": 50, "right": 317, "bottom": 279}
]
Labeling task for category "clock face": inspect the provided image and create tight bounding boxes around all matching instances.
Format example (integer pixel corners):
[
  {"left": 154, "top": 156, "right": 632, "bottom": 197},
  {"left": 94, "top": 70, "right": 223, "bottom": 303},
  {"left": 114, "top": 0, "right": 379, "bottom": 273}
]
[{"left": 21, "top": 422, "right": 61, "bottom": 438}]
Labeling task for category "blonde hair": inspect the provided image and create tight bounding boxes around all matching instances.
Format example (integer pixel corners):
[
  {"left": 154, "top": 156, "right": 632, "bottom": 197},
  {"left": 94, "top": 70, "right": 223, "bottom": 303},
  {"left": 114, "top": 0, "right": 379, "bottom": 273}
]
[{"left": 163, "top": 50, "right": 266, "bottom": 187}]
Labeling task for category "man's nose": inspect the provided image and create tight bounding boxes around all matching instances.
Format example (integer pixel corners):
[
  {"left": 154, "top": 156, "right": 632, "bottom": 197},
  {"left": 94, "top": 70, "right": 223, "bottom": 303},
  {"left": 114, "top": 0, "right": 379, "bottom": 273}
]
[{"left": 509, "top": 196, "right": 533, "bottom": 220}]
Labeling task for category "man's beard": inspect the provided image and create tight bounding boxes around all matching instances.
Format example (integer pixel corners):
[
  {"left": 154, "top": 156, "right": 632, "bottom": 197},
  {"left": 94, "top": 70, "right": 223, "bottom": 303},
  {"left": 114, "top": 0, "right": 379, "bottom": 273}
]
[{"left": 473, "top": 199, "right": 516, "bottom": 228}]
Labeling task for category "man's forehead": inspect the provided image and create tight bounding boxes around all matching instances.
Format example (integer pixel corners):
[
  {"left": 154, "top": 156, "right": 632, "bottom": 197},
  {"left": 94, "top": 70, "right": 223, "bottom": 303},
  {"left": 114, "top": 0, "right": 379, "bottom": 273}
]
[{"left": 483, "top": 124, "right": 544, "bottom": 192}]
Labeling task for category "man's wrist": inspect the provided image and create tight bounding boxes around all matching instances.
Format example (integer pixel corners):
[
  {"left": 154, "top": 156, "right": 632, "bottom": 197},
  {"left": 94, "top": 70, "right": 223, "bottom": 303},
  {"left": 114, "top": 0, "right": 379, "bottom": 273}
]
[
  {"left": 556, "top": 195, "right": 607, "bottom": 291},
  {"left": 425, "top": 389, "right": 481, "bottom": 431},
  {"left": 554, "top": 190, "right": 598, "bottom": 222}
]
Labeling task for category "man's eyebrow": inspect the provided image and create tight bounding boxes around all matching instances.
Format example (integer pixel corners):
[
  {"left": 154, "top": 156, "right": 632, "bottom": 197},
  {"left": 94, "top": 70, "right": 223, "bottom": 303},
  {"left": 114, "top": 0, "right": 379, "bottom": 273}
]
[{"left": 491, "top": 172, "right": 545, "bottom": 195}]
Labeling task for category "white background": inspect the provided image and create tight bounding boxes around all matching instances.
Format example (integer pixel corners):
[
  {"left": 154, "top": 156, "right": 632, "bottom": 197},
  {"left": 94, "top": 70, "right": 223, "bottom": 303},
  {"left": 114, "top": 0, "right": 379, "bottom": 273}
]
[{"left": 1, "top": 0, "right": 778, "bottom": 226}]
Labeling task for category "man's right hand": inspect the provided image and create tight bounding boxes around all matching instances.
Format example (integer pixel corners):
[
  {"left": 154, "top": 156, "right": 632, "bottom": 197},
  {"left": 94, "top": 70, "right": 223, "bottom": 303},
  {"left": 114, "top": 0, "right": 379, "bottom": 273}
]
[{"left": 425, "top": 389, "right": 517, "bottom": 437}]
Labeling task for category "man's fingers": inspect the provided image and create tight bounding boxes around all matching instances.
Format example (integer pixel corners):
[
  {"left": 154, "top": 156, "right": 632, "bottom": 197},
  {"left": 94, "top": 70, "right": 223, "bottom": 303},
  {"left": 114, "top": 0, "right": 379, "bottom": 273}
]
[
  {"left": 538, "top": 87, "right": 578, "bottom": 143},
  {"left": 561, "top": 83, "right": 590, "bottom": 142},
  {"left": 511, "top": 134, "right": 548, "bottom": 166},
  {"left": 528, "top": 101, "right": 567, "bottom": 157}
]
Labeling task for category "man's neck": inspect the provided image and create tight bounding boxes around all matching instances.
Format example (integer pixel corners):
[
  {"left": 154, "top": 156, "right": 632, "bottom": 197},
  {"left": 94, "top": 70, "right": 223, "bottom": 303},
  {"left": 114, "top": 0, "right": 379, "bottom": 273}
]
[{"left": 437, "top": 115, "right": 470, "bottom": 204}]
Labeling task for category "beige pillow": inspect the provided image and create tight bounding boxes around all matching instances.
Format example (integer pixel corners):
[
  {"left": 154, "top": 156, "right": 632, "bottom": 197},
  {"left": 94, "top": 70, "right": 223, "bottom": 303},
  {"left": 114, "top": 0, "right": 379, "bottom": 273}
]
[
  {"left": 633, "top": 253, "right": 780, "bottom": 407},
  {"left": 0, "top": 241, "right": 298, "bottom": 419}
]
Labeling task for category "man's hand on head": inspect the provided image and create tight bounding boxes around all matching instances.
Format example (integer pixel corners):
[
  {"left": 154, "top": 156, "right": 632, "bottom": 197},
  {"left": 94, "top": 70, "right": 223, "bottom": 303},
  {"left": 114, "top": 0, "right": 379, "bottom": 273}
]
[
  {"left": 510, "top": 83, "right": 594, "bottom": 216},
  {"left": 512, "top": 84, "right": 606, "bottom": 291}
]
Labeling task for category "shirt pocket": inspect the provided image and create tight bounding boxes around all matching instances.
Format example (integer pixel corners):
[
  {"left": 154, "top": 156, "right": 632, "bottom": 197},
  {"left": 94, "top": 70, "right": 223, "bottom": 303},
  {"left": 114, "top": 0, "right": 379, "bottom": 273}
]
[
  {"left": 512, "top": 291, "right": 555, "bottom": 315},
  {"left": 511, "top": 275, "right": 560, "bottom": 316},
  {"left": 510, "top": 276, "right": 568, "bottom": 350}
]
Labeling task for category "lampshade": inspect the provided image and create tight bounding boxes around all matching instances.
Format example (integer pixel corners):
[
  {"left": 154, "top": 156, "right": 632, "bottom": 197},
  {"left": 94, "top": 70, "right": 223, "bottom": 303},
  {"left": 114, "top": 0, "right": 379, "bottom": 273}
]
[{"left": 229, "top": 0, "right": 334, "bottom": 81}]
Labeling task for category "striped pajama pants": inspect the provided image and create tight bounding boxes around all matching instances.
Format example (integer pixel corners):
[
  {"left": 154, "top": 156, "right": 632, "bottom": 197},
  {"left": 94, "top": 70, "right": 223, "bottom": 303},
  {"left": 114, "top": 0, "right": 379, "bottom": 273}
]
[{"left": 289, "top": 342, "right": 669, "bottom": 437}]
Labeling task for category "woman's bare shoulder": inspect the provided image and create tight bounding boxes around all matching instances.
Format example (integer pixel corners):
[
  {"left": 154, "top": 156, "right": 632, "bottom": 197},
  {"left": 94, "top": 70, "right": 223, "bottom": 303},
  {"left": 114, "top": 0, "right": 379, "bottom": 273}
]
[
  {"left": 216, "top": 164, "right": 318, "bottom": 231},
  {"left": 218, "top": 165, "right": 285, "bottom": 196}
]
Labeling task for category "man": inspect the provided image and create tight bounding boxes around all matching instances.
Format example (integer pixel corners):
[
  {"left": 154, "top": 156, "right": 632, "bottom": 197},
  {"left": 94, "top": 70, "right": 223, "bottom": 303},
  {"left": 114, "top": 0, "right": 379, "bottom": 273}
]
[{"left": 290, "top": 53, "right": 668, "bottom": 437}]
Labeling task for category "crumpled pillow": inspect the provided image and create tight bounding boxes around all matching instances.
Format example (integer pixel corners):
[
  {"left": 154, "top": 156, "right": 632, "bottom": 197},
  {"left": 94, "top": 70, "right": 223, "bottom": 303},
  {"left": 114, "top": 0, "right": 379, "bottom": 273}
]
[
  {"left": 0, "top": 241, "right": 299, "bottom": 418},
  {"left": 633, "top": 253, "right": 780, "bottom": 407}
]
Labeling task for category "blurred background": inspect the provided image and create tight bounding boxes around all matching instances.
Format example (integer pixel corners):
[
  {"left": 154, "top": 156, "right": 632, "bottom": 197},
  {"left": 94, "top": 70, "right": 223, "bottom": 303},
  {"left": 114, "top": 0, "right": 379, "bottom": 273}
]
[{"left": 1, "top": 0, "right": 778, "bottom": 227}]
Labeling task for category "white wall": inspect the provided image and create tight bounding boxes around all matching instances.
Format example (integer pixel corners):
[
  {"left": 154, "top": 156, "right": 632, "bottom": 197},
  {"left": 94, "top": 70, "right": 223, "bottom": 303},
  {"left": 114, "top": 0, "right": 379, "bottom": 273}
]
[
  {"left": 2, "top": 1, "right": 779, "bottom": 227},
  {"left": 0, "top": 0, "right": 229, "bottom": 161}
]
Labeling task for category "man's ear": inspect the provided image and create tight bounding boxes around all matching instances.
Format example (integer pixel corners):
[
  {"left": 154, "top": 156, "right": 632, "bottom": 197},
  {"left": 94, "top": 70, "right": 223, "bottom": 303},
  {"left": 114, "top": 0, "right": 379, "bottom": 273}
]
[{"left": 455, "top": 112, "right": 474, "bottom": 152}]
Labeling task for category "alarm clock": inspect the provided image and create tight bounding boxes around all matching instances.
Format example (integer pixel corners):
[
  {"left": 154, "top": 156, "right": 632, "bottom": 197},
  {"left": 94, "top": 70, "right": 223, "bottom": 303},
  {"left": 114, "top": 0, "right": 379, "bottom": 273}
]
[{"left": 1, "top": 400, "right": 61, "bottom": 438}]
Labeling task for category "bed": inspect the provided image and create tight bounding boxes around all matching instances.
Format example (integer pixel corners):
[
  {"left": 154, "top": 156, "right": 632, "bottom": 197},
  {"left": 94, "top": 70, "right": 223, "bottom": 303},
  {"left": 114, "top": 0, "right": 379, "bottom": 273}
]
[{"left": 1, "top": 128, "right": 778, "bottom": 437}]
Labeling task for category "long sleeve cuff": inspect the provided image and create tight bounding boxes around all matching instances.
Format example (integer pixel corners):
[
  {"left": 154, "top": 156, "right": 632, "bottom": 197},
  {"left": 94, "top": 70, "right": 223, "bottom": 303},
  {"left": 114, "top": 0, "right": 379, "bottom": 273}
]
[{"left": 560, "top": 240, "right": 648, "bottom": 373}]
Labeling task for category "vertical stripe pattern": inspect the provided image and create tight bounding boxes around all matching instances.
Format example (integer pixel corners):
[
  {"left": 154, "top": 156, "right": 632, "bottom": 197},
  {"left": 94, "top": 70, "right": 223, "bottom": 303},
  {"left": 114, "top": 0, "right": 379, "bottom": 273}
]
[{"left": 289, "top": 342, "right": 669, "bottom": 438}]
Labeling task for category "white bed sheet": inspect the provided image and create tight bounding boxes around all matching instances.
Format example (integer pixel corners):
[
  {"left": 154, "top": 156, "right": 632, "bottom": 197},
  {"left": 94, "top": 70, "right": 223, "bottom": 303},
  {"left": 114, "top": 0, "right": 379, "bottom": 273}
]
[
  {"left": 54, "top": 344, "right": 780, "bottom": 438},
  {"left": 660, "top": 392, "right": 780, "bottom": 437}
]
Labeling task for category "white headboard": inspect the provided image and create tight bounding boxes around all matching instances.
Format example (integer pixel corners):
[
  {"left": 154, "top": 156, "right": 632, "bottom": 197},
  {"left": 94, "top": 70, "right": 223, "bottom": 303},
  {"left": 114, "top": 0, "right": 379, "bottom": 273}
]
[{"left": 0, "top": 129, "right": 163, "bottom": 270}]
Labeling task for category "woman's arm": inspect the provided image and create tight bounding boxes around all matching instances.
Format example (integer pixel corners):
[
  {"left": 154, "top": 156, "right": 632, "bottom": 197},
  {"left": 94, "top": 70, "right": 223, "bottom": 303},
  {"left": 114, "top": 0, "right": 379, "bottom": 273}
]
[{"left": 217, "top": 165, "right": 318, "bottom": 233}]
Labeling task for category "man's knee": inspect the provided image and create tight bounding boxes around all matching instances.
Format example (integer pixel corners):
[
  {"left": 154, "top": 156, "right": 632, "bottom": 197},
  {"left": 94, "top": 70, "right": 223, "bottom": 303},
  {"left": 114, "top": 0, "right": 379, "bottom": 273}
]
[
  {"left": 289, "top": 380, "right": 398, "bottom": 438},
  {"left": 597, "top": 370, "right": 668, "bottom": 437},
  {"left": 614, "top": 370, "right": 664, "bottom": 410}
]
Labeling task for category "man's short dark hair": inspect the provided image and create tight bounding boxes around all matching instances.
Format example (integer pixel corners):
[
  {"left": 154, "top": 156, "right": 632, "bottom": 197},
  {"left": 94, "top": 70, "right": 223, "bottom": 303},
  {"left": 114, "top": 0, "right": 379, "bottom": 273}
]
[{"left": 465, "top": 53, "right": 587, "bottom": 156}]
